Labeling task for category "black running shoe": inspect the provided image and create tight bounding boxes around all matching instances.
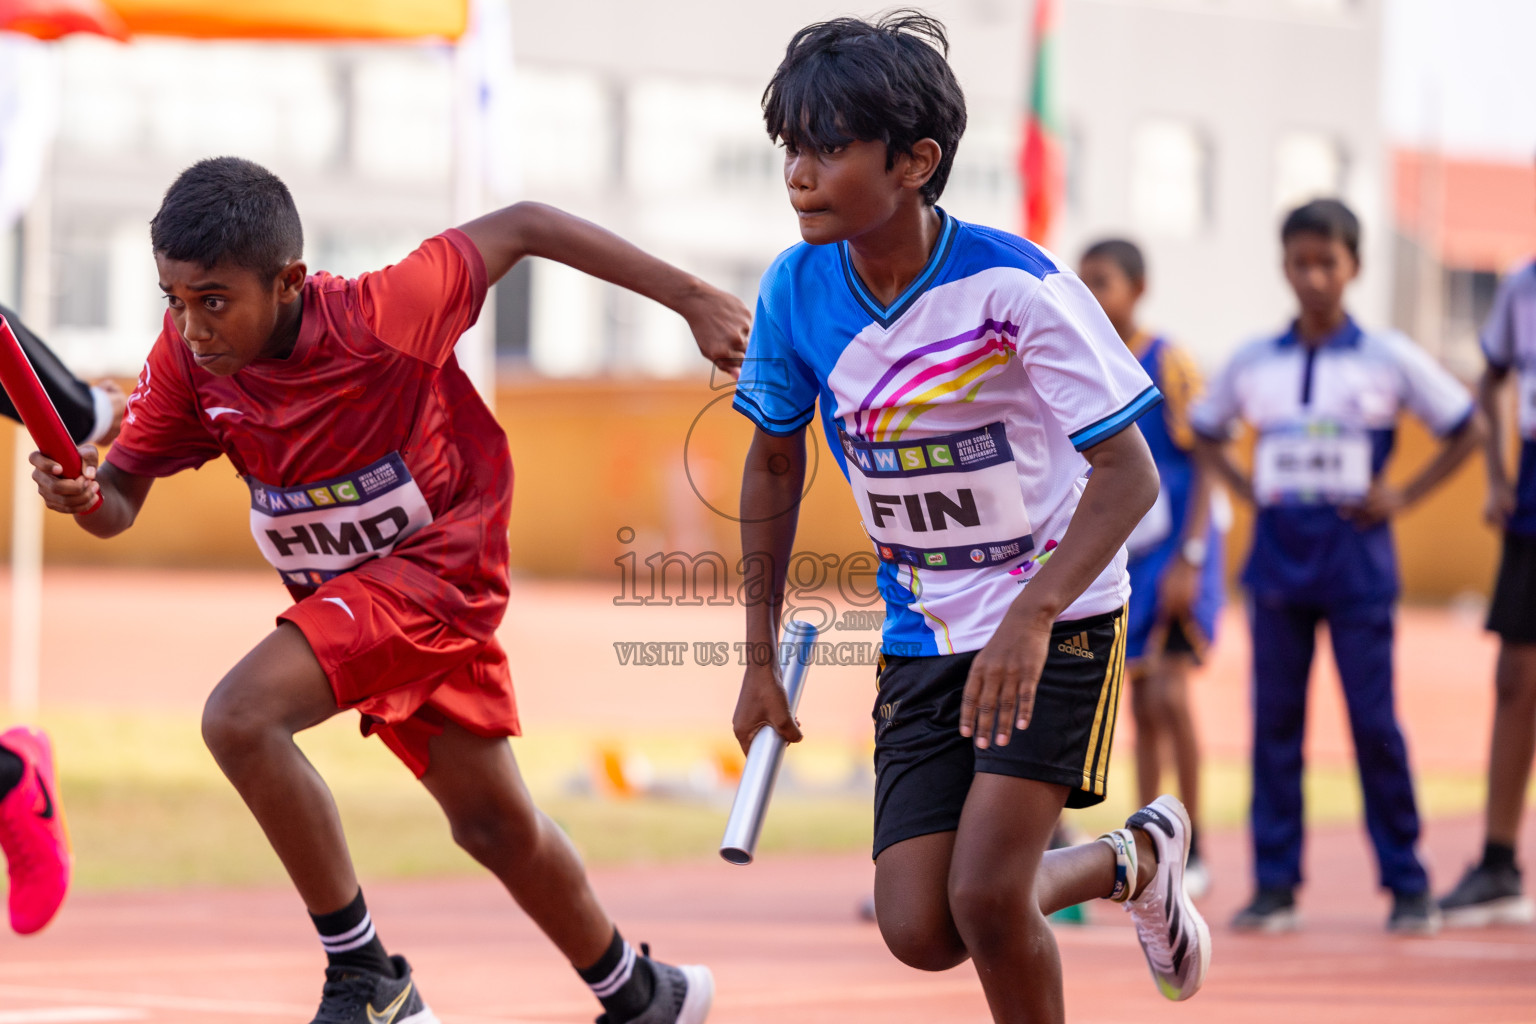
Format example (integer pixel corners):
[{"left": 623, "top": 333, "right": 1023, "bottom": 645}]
[
  {"left": 1230, "top": 886, "right": 1298, "bottom": 933},
  {"left": 596, "top": 944, "right": 713, "bottom": 1024},
  {"left": 1438, "top": 862, "right": 1535, "bottom": 928},
  {"left": 1387, "top": 890, "right": 1440, "bottom": 935},
  {"left": 310, "top": 954, "right": 437, "bottom": 1024}
]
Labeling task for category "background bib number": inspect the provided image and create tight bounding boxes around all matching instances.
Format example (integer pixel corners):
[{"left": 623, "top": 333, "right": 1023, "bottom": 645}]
[{"left": 1253, "top": 426, "right": 1370, "bottom": 506}]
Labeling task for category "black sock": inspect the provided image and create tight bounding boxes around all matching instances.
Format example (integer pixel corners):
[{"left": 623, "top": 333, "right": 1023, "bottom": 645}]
[
  {"left": 1482, "top": 841, "right": 1518, "bottom": 872},
  {"left": 311, "top": 889, "right": 393, "bottom": 976},
  {"left": 1188, "top": 825, "right": 1202, "bottom": 861},
  {"left": 0, "top": 746, "right": 22, "bottom": 800},
  {"left": 576, "top": 928, "right": 655, "bottom": 1023}
]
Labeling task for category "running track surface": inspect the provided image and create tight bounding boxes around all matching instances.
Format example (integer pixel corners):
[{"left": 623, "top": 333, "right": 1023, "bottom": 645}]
[
  {"left": 0, "top": 814, "right": 1533, "bottom": 1023},
  {"left": 0, "top": 570, "right": 1532, "bottom": 1021}
]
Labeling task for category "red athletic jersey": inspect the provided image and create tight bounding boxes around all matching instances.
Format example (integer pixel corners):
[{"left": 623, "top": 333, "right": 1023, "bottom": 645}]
[{"left": 108, "top": 230, "right": 512, "bottom": 641}]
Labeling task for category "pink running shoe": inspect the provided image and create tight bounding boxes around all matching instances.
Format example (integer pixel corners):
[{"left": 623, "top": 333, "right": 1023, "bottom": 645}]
[{"left": 0, "top": 727, "right": 71, "bottom": 934}]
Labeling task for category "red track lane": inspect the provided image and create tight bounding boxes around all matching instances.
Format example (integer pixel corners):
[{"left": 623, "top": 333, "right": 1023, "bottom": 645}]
[
  {"left": 0, "top": 813, "right": 1532, "bottom": 1023},
  {"left": 0, "top": 570, "right": 1531, "bottom": 1020}
]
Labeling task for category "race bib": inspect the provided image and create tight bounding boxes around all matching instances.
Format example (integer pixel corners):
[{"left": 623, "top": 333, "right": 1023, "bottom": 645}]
[
  {"left": 1252, "top": 424, "right": 1371, "bottom": 506},
  {"left": 839, "top": 422, "right": 1032, "bottom": 571},
  {"left": 248, "top": 452, "right": 433, "bottom": 587}
]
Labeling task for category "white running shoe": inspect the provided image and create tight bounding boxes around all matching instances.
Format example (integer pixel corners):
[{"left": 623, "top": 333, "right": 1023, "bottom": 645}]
[{"left": 1124, "top": 795, "right": 1211, "bottom": 1001}]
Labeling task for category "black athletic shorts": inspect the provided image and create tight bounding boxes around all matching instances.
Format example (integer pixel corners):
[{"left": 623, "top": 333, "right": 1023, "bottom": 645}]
[
  {"left": 1487, "top": 531, "right": 1536, "bottom": 643},
  {"left": 871, "top": 608, "right": 1126, "bottom": 858}
]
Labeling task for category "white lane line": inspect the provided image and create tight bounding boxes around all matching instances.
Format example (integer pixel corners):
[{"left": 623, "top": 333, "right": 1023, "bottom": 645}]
[
  {"left": 0, "top": 986, "right": 568, "bottom": 1024},
  {"left": 0, "top": 985, "right": 309, "bottom": 1017},
  {"left": 0, "top": 1010, "right": 147, "bottom": 1023}
]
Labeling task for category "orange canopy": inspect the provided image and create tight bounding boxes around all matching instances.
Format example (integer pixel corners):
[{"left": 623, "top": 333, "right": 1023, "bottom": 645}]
[
  {"left": 3, "top": 0, "right": 465, "bottom": 41},
  {"left": 0, "top": 0, "right": 128, "bottom": 40},
  {"left": 105, "top": 0, "right": 466, "bottom": 41},
  {"left": 1396, "top": 149, "right": 1536, "bottom": 273}
]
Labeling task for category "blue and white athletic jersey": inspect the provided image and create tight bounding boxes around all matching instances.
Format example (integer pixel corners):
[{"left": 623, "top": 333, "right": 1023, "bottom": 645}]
[
  {"left": 1191, "top": 317, "right": 1474, "bottom": 603},
  {"left": 733, "top": 211, "right": 1160, "bottom": 656},
  {"left": 1481, "top": 260, "right": 1536, "bottom": 536}
]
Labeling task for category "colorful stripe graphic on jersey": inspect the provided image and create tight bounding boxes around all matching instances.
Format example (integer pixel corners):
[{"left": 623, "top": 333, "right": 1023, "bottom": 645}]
[{"left": 854, "top": 320, "right": 1020, "bottom": 441}]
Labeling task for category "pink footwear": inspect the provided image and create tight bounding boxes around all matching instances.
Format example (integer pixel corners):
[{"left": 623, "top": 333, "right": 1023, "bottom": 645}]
[{"left": 0, "top": 727, "right": 71, "bottom": 934}]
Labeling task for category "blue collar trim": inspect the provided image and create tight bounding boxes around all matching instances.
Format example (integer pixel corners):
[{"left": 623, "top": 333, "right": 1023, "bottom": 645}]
[{"left": 839, "top": 209, "right": 958, "bottom": 329}]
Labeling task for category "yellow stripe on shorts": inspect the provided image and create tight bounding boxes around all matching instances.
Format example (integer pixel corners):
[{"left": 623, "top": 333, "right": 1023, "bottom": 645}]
[
  {"left": 1094, "top": 616, "right": 1128, "bottom": 795},
  {"left": 1081, "top": 610, "right": 1127, "bottom": 793}
]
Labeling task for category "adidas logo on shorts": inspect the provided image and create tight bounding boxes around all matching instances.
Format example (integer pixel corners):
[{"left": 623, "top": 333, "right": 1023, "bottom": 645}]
[{"left": 1057, "top": 632, "right": 1094, "bottom": 659}]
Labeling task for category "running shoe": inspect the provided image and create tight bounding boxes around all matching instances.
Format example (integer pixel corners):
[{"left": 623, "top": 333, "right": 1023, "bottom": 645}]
[
  {"left": 1123, "top": 795, "right": 1211, "bottom": 1001},
  {"left": 1387, "top": 890, "right": 1440, "bottom": 935},
  {"left": 1230, "top": 887, "right": 1299, "bottom": 933},
  {"left": 0, "top": 727, "right": 71, "bottom": 935},
  {"left": 1438, "top": 861, "right": 1535, "bottom": 928},
  {"left": 310, "top": 954, "right": 437, "bottom": 1024},
  {"left": 597, "top": 944, "right": 713, "bottom": 1024}
]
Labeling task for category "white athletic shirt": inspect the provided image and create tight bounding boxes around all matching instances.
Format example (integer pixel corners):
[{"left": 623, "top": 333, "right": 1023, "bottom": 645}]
[{"left": 734, "top": 211, "right": 1160, "bottom": 655}]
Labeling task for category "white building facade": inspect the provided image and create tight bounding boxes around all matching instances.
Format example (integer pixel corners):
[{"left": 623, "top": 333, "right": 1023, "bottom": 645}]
[{"left": 5, "top": 0, "right": 1383, "bottom": 379}]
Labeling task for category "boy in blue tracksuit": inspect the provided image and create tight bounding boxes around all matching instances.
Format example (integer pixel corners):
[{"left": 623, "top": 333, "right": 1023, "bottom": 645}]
[{"left": 1192, "top": 200, "right": 1483, "bottom": 934}]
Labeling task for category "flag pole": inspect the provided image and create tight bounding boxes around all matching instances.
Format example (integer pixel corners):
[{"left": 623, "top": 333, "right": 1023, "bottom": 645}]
[
  {"left": 451, "top": 0, "right": 496, "bottom": 410},
  {"left": 10, "top": 173, "right": 52, "bottom": 716}
]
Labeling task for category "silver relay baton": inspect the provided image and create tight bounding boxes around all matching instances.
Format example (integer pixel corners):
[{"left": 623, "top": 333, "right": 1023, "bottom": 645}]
[{"left": 719, "top": 619, "right": 818, "bottom": 865}]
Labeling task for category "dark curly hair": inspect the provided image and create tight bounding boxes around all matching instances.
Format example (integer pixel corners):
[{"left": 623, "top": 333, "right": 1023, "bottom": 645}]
[
  {"left": 151, "top": 156, "right": 303, "bottom": 280},
  {"left": 1281, "top": 198, "right": 1360, "bottom": 263},
  {"left": 762, "top": 10, "right": 968, "bottom": 205}
]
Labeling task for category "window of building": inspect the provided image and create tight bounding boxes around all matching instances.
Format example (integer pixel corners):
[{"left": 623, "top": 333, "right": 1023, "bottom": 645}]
[
  {"left": 494, "top": 259, "right": 532, "bottom": 364},
  {"left": 1287, "top": 0, "right": 1354, "bottom": 14},
  {"left": 52, "top": 231, "right": 109, "bottom": 330},
  {"left": 528, "top": 257, "right": 605, "bottom": 377},
  {"left": 1274, "top": 130, "right": 1347, "bottom": 211},
  {"left": 1131, "top": 118, "right": 1212, "bottom": 236},
  {"left": 516, "top": 68, "right": 615, "bottom": 193},
  {"left": 1064, "top": 122, "right": 1086, "bottom": 216},
  {"left": 351, "top": 51, "right": 452, "bottom": 184}
]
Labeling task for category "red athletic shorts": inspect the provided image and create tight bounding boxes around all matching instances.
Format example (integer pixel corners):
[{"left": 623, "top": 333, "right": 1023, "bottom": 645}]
[{"left": 278, "top": 571, "right": 519, "bottom": 778}]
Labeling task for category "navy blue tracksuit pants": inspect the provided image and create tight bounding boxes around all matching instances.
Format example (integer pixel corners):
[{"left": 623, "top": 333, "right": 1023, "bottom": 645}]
[{"left": 1249, "top": 595, "right": 1428, "bottom": 895}]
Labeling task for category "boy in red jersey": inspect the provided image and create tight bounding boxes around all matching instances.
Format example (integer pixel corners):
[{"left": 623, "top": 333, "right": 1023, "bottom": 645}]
[{"left": 31, "top": 157, "right": 743, "bottom": 1024}]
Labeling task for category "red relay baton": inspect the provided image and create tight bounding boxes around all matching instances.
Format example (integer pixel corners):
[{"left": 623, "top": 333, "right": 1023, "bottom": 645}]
[{"left": 0, "top": 314, "right": 102, "bottom": 514}]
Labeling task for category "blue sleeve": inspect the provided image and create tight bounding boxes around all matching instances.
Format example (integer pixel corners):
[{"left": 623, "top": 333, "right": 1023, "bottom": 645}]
[
  {"left": 732, "top": 287, "right": 820, "bottom": 437},
  {"left": 1481, "top": 268, "right": 1526, "bottom": 370}
]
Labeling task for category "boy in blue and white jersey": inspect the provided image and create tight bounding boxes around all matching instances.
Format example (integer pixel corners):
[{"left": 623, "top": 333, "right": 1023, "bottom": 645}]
[
  {"left": 730, "top": 14, "right": 1210, "bottom": 1019},
  {"left": 1193, "top": 199, "right": 1483, "bottom": 935},
  {"left": 1437, "top": 248, "right": 1536, "bottom": 926}
]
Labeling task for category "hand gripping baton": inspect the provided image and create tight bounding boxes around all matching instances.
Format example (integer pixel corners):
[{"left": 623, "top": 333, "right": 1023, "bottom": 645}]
[
  {"left": 720, "top": 619, "right": 818, "bottom": 865},
  {"left": 0, "top": 315, "right": 101, "bottom": 514}
]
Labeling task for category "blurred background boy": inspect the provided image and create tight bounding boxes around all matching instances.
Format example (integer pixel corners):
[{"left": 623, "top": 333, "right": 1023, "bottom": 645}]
[
  {"left": 1079, "top": 238, "right": 1225, "bottom": 899},
  {"left": 1192, "top": 199, "right": 1482, "bottom": 935}
]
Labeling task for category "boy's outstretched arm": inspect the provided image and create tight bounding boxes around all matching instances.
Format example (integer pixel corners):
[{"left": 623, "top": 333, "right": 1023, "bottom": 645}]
[
  {"left": 732, "top": 426, "right": 808, "bottom": 754},
  {"left": 961, "top": 425, "right": 1159, "bottom": 750},
  {"left": 457, "top": 202, "right": 749, "bottom": 376},
  {"left": 29, "top": 446, "right": 152, "bottom": 538},
  {"left": 1342, "top": 410, "right": 1487, "bottom": 526}
]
